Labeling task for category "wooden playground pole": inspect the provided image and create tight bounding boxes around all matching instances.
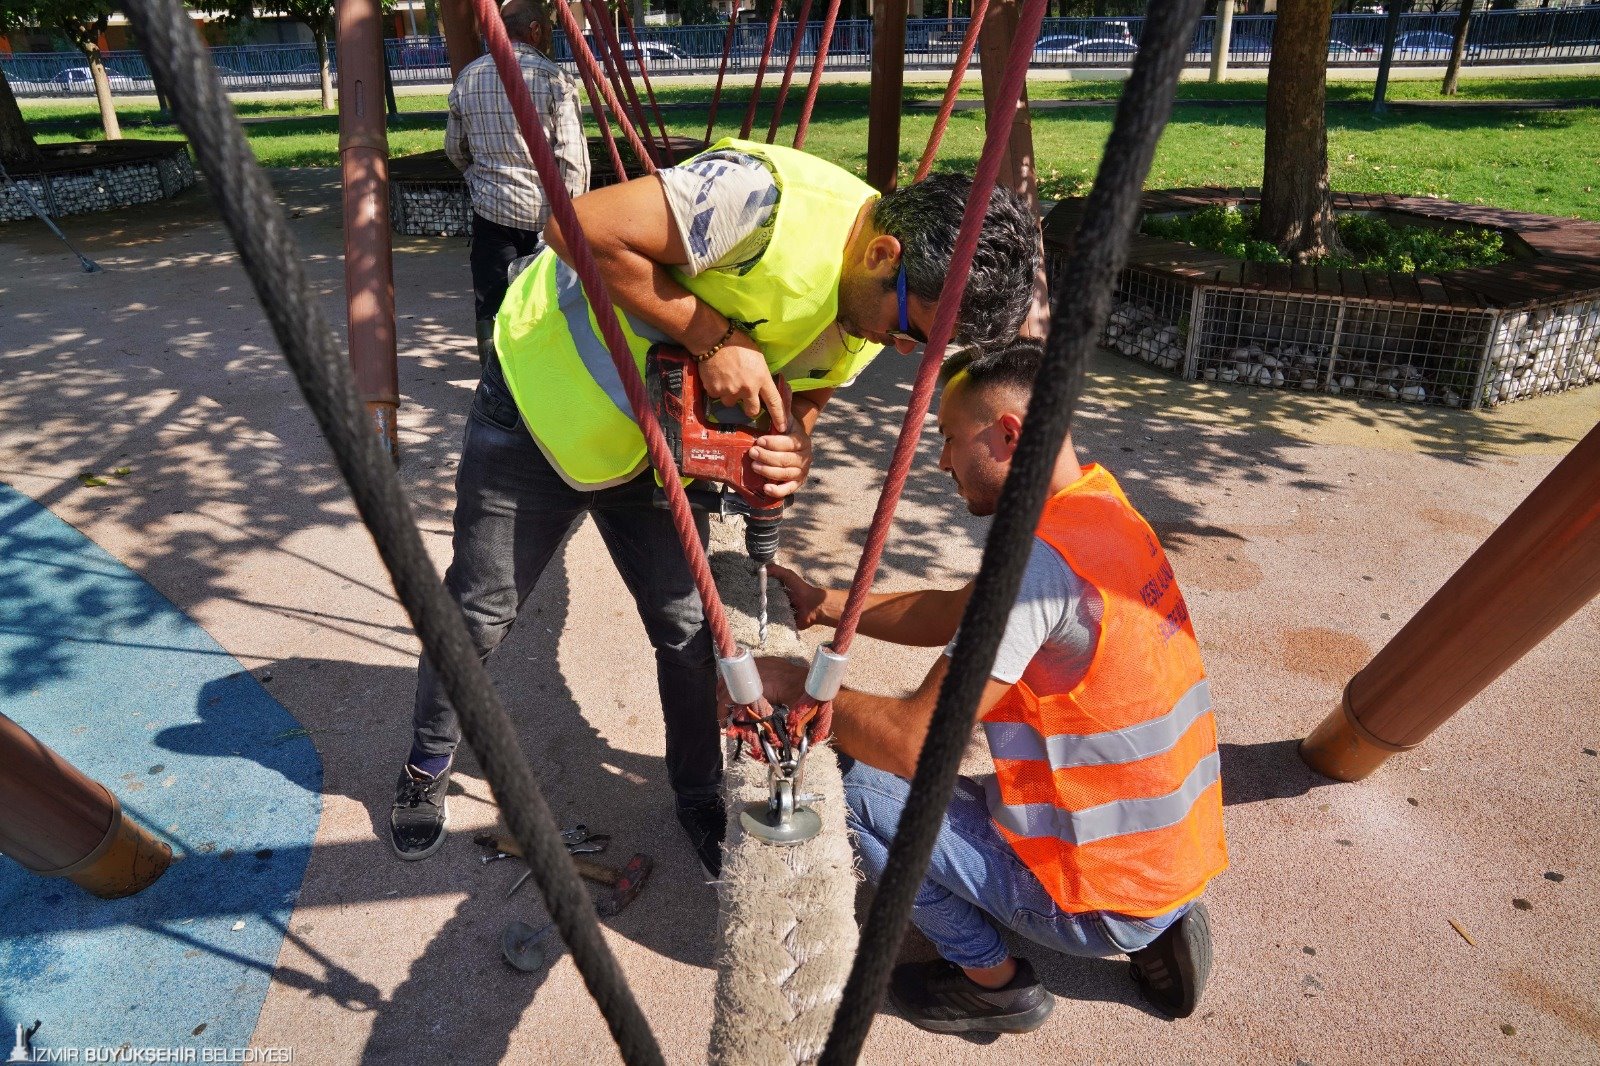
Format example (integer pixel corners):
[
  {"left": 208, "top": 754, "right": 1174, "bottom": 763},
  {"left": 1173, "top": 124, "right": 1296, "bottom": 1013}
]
[
  {"left": 0, "top": 714, "right": 172, "bottom": 898},
  {"left": 441, "top": 0, "right": 484, "bottom": 79},
  {"left": 866, "top": 0, "right": 908, "bottom": 191},
  {"left": 338, "top": 0, "right": 402, "bottom": 461},
  {"left": 1302, "top": 420, "right": 1600, "bottom": 781},
  {"left": 978, "top": 0, "right": 1049, "bottom": 337}
]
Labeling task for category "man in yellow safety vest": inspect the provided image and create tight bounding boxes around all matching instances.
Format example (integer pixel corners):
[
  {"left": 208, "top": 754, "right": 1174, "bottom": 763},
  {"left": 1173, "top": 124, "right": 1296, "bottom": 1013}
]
[
  {"left": 389, "top": 137, "right": 1042, "bottom": 877},
  {"left": 753, "top": 338, "right": 1226, "bottom": 1034}
]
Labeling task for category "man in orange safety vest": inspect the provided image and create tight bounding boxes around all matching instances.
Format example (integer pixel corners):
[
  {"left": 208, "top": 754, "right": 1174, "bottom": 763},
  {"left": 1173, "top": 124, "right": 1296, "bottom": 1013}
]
[{"left": 750, "top": 338, "right": 1227, "bottom": 1036}]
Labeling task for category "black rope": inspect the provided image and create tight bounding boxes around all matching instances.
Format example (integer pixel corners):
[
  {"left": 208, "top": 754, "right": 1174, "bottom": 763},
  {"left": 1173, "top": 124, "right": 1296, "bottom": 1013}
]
[
  {"left": 817, "top": 0, "right": 1207, "bottom": 1057},
  {"left": 117, "top": 1, "right": 664, "bottom": 1062}
]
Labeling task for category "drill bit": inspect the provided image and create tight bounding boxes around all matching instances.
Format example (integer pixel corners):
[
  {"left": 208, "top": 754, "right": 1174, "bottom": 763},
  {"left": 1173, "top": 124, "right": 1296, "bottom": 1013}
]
[{"left": 757, "top": 564, "right": 769, "bottom": 647}]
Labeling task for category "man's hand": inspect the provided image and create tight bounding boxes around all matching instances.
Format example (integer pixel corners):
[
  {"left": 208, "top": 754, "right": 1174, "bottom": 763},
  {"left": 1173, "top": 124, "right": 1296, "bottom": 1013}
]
[
  {"left": 715, "top": 656, "right": 806, "bottom": 725},
  {"left": 698, "top": 332, "right": 787, "bottom": 431},
  {"left": 751, "top": 419, "right": 812, "bottom": 499},
  {"left": 769, "top": 563, "right": 830, "bottom": 630},
  {"left": 755, "top": 656, "right": 807, "bottom": 708}
]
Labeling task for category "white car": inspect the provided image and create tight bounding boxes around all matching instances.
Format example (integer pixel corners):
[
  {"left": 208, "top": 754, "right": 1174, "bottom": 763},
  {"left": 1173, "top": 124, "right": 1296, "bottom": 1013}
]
[{"left": 49, "top": 66, "right": 136, "bottom": 92}]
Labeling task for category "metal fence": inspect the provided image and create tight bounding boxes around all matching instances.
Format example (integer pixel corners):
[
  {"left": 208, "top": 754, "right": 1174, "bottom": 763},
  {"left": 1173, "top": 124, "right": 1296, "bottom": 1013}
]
[{"left": 7, "top": 7, "right": 1600, "bottom": 96}]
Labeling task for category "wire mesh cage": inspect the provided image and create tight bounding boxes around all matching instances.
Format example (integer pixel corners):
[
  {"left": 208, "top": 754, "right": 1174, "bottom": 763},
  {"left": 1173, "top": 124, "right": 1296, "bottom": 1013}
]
[
  {"left": 1102, "top": 268, "right": 1194, "bottom": 377},
  {"left": 1329, "top": 302, "right": 1494, "bottom": 408},
  {"left": 1480, "top": 297, "right": 1600, "bottom": 408},
  {"left": 389, "top": 181, "right": 472, "bottom": 237},
  {"left": 1192, "top": 288, "right": 1341, "bottom": 392}
]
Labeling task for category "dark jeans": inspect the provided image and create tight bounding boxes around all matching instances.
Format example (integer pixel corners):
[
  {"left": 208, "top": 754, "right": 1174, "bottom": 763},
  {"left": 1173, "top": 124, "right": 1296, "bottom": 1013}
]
[
  {"left": 410, "top": 361, "right": 722, "bottom": 804},
  {"left": 470, "top": 211, "right": 542, "bottom": 322}
]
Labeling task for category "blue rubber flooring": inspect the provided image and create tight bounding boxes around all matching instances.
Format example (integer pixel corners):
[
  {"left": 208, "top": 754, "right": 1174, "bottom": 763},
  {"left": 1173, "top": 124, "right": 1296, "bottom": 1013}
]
[{"left": 0, "top": 482, "right": 322, "bottom": 1059}]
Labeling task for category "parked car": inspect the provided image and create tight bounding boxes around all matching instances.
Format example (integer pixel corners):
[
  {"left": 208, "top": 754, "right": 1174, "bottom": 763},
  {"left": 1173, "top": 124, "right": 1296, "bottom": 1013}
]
[
  {"left": 1033, "top": 34, "right": 1087, "bottom": 55},
  {"left": 50, "top": 66, "right": 137, "bottom": 91},
  {"left": 616, "top": 41, "right": 690, "bottom": 66},
  {"left": 1064, "top": 38, "right": 1139, "bottom": 58},
  {"left": 1358, "top": 31, "right": 1477, "bottom": 58}
]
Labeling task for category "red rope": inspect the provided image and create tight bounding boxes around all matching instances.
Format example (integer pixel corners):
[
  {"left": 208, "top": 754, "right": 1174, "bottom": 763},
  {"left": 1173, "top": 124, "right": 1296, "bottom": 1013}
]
[
  {"left": 703, "top": 15, "right": 739, "bottom": 146},
  {"left": 806, "top": 0, "right": 1049, "bottom": 742},
  {"left": 553, "top": 0, "right": 658, "bottom": 175},
  {"left": 764, "top": 0, "right": 815, "bottom": 144},
  {"left": 585, "top": 0, "right": 663, "bottom": 166},
  {"left": 791, "top": 0, "right": 843, "bottom": 150},
  {"left": 618, "top": 3, "right": 677, "bottom": 165},
  {"left": 469, "top": 0, "right": 742, "bottom": 674},
  {"left": 915, "top": 0, "right": 992, "bottom": 182},
  {"left": 569, "top": 18, "right": 628, "bottom": 184},
  {"left": 738, "top": 0, "right": 785, "bottom": 141}
]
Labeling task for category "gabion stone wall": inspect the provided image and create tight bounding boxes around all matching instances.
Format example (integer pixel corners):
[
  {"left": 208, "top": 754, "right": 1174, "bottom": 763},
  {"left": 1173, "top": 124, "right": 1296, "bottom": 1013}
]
[
  {"left": 0, "top": 143, "right": 195, "bottom": 223},
  {"left": 1046, "top": 190, "right": 1600, "bottom": 411},
  {"left": 390, "top": 180, "right": 473, "bottom": 237}
]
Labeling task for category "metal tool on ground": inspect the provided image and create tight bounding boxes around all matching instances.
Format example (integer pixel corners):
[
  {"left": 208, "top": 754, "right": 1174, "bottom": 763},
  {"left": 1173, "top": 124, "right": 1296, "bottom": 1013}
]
[
  {"left": 478, "top": 831, "right": 652, "bottom": 916},
  {"left": 0, "top": 162, "right": 102, "bottom": 274},
  {"left": 647, "top": 344, "right": 787, "bottom": 647},
  {"left": 500, "top": 919, "right": 552, "bottom": 972}
]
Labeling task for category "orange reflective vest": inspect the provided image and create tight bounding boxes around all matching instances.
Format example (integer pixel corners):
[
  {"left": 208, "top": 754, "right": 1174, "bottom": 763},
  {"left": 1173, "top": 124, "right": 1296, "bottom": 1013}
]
[{"left": 981, "top": 464, "right": 1227, "bottom": 917}]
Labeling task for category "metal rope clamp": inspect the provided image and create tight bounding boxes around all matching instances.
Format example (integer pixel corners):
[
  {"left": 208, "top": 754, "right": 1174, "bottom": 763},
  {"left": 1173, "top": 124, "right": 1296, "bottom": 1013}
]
[{"left": 740, "top": 704, "right": 822, "bottom": 846}]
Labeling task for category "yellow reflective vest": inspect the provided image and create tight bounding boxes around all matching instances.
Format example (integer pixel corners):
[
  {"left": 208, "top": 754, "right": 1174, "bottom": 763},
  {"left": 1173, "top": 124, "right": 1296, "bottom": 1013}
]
[{"left": 495, "top": 138, "right": 883, "bottom": 489}]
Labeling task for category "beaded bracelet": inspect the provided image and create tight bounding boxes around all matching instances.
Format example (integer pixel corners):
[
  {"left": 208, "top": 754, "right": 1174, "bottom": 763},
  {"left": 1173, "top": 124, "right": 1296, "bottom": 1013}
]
[{"left": 694, "top": 320, "right": 739, "bottom": 363}]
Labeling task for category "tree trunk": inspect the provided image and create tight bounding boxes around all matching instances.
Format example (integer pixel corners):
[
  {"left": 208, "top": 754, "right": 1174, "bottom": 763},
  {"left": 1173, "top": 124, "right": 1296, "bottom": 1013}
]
[
  {"left": 1442, "top": 0, "right": 1474, "bottom": 96},
  {"left": 1257, "top": 0, "right": 1338, "bottom": 261},
  {"left": 0, "top": 70, "right": 45, "bottom": 172},
  {"left": 85, "top": 45, "right": 123, "bottom": 141},
  {"left": 317, "top": 28, "right": 335, "bottom": 110}
]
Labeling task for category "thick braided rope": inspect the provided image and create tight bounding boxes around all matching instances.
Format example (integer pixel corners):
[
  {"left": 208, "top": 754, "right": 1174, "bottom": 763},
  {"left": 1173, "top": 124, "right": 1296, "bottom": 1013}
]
[
  {"left": 617, "top": 2, "right": 677, "bottom": 165},
  {"left": 553, "top": 0, "right": 657, "bottom": 175},
  {"left": 706, "top": 522, "right": 858, "bottom": 1066},
  {"left": 819, "top": 0, "right": 1207, "bottom": 1057},
  {"left": 764, "top": 0, "right": 816, "bottom": 145},
  {"left": 704, "top": 14, "right": 740, "bottom": 145},
  {"left": 914, "top": 0, "right": 993, "bottom": 182},
  {"left": 585, "top": 0, "right": 663, "bottom": 166},
  {"left": 738, "top": 0, "right": 786, "bottom": 141},
  {"left": 117, "top": 0, "right": 664, "bottom": 1061},
  {"left": 570, "top": 16, "right": 628, "bottom": 184},
  {"left": 791, "top": 0, "right": 843, "bottom": 150}
]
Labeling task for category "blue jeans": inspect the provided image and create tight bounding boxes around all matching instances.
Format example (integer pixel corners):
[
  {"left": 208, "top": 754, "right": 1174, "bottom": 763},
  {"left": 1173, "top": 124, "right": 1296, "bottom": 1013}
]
[
  {"left": 410, "top": 359, "right": 721, "bottom": 804},
  {"left": 843, "top": 758, "right": 1189, "bottom": 970}
]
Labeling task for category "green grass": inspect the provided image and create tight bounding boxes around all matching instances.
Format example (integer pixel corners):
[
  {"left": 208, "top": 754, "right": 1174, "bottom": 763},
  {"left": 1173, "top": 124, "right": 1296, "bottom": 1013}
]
[
  {"left": 19, "top": 76, "right": 1600, "bottom": 218},
  {"left": 1143, "top": 203, "right": 1511, "bottom": 272}
]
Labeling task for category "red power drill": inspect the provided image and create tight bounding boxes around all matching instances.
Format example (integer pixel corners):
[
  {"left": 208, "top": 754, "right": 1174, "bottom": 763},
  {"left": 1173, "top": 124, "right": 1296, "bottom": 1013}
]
[{"left": 647, "top": 345, "right": 786, "bottom": 643}]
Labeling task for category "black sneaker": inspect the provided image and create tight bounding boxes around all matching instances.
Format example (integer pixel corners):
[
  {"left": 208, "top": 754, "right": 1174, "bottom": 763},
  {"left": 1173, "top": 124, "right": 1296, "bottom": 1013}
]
[
  {"left": 675, "top": 797, "right": 725, "bottom": 878},
  {"left": 1129, "top": 901, "right": 1213, "bottom": 1018},
  {"left": 389, "top": 761, "right": 451, "bottom": 860},
  {"left": 888, "top": 957, "right": 1055, "bottom": 1035}
]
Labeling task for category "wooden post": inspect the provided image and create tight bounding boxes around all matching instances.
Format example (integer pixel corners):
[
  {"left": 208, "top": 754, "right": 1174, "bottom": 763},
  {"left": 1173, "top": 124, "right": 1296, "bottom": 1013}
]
[
  {"left": 1301, "top": 421, "right": 1600, "bottom": 781},
  {"left": 0, "top": 714, "right": 172, "bottom": 898},
  {"left": 865, "top": 0, "right": 908, "bottom": 191},
  {"left": 440, "top": 0, "right": 483, "bottom": 78},
  {"left": 339, "top": 0, "right": 402, "bottom": 461},
  {"left": 1209, "top": 0, "right": 1234, "bottom": 83},
  {"left": 978, "top": 0, "right": 1049, "bottom": 337}
]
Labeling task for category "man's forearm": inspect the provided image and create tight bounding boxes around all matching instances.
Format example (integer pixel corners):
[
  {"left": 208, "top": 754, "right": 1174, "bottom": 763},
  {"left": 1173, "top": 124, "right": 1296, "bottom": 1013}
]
[
  {"left": 830, "top": 686, "right": 928, "bottom": 780},
  {"left": 810, "top": 584, "right": 970, "bottom": 647}
]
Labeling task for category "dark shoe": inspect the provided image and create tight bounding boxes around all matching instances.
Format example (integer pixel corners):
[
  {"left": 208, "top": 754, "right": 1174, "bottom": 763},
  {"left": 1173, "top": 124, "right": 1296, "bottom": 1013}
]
[
  {"left": 389, "top": 761, "right": 451, "bottom": 860},
  {"left": 888, "top": 957, "right": 1055, "bottom": 1035},
  {"left": 676, "top": 797, "right": 725, "bottom": 878},
  {"left": 1129, "top": 901, "right": 1213, "bottom": 1018}
]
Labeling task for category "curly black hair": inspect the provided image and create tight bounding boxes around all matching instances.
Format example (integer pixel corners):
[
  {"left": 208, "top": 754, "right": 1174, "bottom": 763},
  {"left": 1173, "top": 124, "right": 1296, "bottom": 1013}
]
[{"left": 871, "top": 173, "right": 1039, "bottom": 350}]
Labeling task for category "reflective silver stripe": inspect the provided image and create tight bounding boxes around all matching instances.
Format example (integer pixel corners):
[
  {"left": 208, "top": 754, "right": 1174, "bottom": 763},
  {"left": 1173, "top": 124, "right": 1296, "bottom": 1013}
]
[
  {"left": 986, "top": 750, "right": 1221, "bottom": 847},
  {"left": 984, "top": 680, "right": 1211, "bottom": 770},
  {"left": 554, "top": 263, "right": 634, "bottom": 420}
]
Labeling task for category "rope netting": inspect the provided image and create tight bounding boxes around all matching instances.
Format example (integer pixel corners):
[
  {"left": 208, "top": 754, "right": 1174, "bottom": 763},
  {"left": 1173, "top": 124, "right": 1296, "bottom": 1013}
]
[{"left": 118, "top": 0, "right": 1204, "bottom": 1053}]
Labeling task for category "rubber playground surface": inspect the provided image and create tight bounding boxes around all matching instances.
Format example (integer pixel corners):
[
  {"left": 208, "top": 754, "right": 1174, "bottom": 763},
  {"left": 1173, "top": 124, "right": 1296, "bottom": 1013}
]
[{"left": 1, "top": 169, "right": 1597, "bottom": 1064}]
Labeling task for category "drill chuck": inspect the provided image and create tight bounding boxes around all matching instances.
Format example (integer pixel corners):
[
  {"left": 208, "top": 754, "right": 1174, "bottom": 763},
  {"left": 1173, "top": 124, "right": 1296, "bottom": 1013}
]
[{"left": 744, "top": 510, "right": 781, "bottom": 566}]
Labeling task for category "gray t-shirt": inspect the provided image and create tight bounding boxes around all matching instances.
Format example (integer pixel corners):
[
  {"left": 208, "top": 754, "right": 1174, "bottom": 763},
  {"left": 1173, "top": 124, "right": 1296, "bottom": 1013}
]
[
  {"left": 946, "top": 536, "right": 1103, "bottom": 693},
  {"left": 657, "top": 149, "right": 779, "bottom": 275}
]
